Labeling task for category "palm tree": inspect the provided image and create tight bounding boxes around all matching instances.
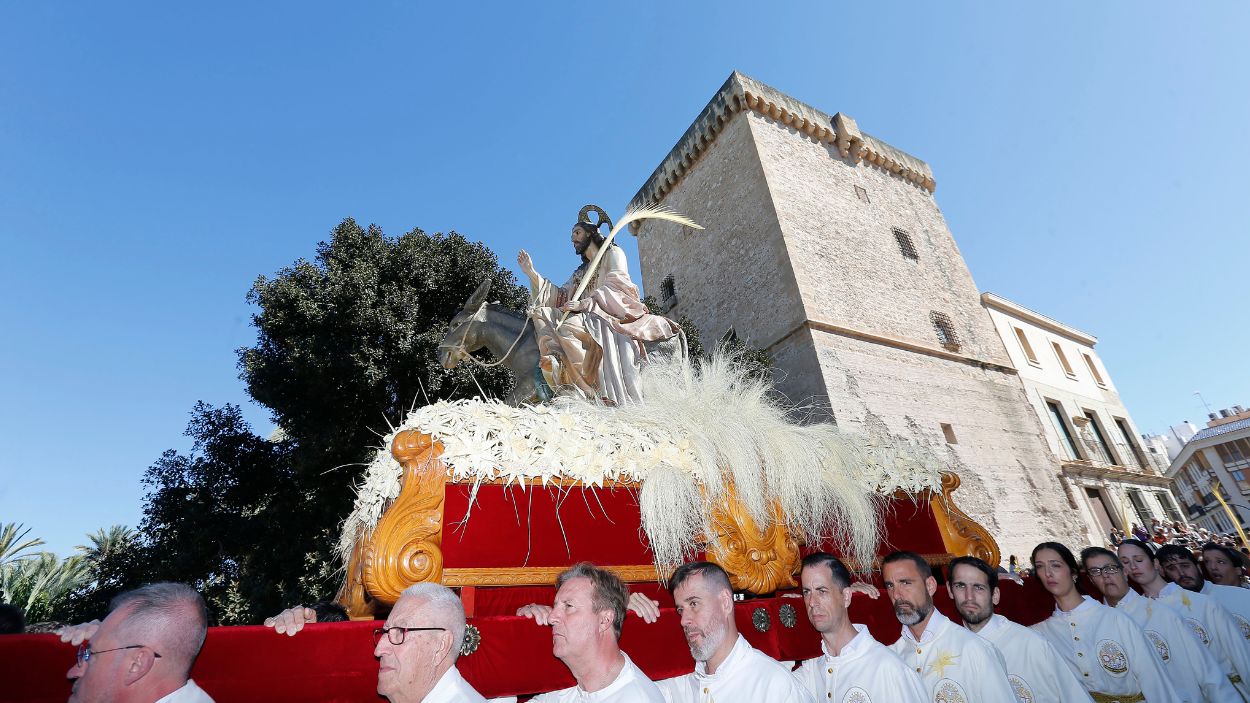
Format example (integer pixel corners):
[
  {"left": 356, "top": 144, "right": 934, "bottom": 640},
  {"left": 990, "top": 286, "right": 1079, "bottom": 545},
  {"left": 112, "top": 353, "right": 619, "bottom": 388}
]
[
  {"left": 0, "top": 522, "right": 44, "bottom": 567},
  {"left": 76, "top": 525, "right": 137, "bottom": 564},
  {"left": 0, "top": 522, "right": 92, "bottom": 622}
]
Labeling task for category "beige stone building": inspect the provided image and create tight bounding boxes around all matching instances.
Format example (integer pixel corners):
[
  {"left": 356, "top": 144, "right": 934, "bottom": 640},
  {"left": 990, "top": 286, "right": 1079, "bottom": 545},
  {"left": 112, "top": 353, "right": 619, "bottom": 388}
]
[
  {"left": 1168, "top": 406, "right": 1250, "bottom": 535},
  {"left": 983, "top": 293, "right": 1183, "bottom": 546},
  {"left": 628, "top": 72, "right": 1087, "bottom": 562}
]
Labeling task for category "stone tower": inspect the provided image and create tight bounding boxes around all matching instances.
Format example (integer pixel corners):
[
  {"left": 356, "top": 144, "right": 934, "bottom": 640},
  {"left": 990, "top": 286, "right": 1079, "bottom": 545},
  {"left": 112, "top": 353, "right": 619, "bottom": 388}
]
[{"left": 629, "top": 72, "right": 1085, "bottom": 561}]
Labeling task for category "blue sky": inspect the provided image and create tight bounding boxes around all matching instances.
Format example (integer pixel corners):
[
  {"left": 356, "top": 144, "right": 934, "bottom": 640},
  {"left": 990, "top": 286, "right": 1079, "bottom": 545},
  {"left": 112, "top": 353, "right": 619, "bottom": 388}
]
[{"left": 2, "top": 3, "right": 1247, "bottom": 557}]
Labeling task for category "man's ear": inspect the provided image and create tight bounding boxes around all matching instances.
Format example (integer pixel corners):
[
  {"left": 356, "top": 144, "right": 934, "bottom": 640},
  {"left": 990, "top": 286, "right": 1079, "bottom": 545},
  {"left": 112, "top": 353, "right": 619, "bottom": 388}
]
[
  {"left": 598, "top": 607, "right": 613, "bottom": 635},
  {"left": 945, "top": 582, "right": 954, "bottom": 600},
  {"left": 991, "top": 587, "right": 1001, "bottom": 607},
  {"left": 431, "top": 630, "right": 455, "bottom": 664},
  {"left": 925, "top": 576, "right": 938, "bottom": 597},
  {"left": 122, "top": 649, "right": 157, "bottom": 686},
  {"left": 719, "top": 588, "right": 735, "bottom": 615},
  {"left": 841, "top": 587, "right": 853, "bottom": 609}
]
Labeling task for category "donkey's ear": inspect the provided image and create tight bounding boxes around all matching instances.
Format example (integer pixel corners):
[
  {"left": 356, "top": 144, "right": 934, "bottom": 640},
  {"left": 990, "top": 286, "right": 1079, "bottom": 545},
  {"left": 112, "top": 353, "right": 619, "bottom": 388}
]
[{"left": 464, "top": 278, "right": 492, "bottom": 310}]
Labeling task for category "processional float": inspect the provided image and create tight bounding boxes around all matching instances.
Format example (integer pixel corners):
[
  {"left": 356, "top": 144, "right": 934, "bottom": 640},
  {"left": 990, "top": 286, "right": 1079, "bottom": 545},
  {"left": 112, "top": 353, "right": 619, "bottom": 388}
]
[{"left": 330, "top": 204, "right": 1000, "bottom": 693}]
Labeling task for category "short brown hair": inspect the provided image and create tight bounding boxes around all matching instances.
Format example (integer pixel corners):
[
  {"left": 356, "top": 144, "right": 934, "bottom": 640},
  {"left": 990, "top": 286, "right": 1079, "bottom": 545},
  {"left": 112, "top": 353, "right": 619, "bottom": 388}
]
[{"left": 556, "top": 562, "right": 628, "bottom": 639}]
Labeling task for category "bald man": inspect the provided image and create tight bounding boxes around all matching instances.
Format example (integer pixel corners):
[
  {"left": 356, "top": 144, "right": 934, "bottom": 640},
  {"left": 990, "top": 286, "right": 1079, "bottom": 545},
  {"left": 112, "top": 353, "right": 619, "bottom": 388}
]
[{"left": 59, "top": 582, "right": 213, "bottom": 702}]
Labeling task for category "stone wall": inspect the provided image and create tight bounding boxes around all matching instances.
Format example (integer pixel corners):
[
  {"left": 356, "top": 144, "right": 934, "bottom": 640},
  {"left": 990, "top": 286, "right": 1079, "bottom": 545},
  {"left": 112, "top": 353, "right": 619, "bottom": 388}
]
[{"left": 633, "top": 77, "right": 1089, "bottom": 562}]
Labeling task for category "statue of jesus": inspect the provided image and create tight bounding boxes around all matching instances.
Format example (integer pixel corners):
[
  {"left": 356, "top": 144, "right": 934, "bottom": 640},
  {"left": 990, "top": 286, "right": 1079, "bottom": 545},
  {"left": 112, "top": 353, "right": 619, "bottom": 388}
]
[{"left": 516, "top": 205, "right": 683, "bottom": 405}]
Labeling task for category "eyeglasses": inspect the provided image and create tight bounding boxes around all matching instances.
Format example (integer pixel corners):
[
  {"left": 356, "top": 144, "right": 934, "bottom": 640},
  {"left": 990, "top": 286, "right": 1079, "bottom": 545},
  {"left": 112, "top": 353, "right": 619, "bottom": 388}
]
[
  {"left": 76, "top": 644, "right": 161, "bottom": 668},
  {"left": 372, "top": 626, "right": 446, "bottom": 646},
  {"left": 1086, "top": 565, "right": 1123, "bottom": 577}
]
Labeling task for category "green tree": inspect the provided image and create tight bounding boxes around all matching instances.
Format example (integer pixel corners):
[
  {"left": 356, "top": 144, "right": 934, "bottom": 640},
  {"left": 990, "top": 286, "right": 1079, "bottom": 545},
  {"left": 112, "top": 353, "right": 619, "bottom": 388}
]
[
  {"left": 0, "top": 523, "right": 92, "bottom": 624},
  {"left": 133, "top": 219, "right": 527, "bottom": 623}
]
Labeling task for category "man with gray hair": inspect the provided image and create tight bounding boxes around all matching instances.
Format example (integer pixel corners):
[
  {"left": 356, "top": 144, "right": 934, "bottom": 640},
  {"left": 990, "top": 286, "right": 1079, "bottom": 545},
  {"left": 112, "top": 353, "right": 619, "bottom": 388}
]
[
  {"left": 517, "top": 561, "right": 663, "bottom": 701},
  {"left": 266, "top": 582, "right": 485, "bottom": 702},
  {"left": 58, "top": 582, "right": 213, "bottom": 702}
]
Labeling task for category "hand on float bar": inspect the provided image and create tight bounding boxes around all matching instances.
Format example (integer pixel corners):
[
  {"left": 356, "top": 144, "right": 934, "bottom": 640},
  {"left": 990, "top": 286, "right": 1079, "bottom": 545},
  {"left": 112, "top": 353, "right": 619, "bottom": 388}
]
[
  {"left": 263, "top": 606, "right": 317, "bottom": 636},
  {"left": 56, "top": 620, "right": 100, "bottom": 646},
  {"left": 846, "top": 581, "right": 881, "bottom": 599},
  {"left": 517, "top": 591, "right": 662, "bottom": 625}
]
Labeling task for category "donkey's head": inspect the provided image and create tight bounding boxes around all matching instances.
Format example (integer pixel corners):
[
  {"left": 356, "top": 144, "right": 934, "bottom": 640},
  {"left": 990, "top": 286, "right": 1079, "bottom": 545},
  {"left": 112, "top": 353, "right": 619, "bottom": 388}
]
[{"left": 438, "top": 278, "right": 492, "bottom": 369}]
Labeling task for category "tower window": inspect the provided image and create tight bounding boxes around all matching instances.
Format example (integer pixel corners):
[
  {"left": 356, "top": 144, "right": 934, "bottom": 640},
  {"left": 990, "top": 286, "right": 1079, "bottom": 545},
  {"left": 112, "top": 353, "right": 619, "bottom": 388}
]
[
  {"left": 893, "top": 228, "right": 919, "bottom": 261},
  {"left": 854, "top": 185, "right": 870, "bottom": 203},
  {"left": 930, "top": 311, "right": 961, "bottom": 351},
  {"left": 660, "top": 274, "right": 677, "bottom": 311}
]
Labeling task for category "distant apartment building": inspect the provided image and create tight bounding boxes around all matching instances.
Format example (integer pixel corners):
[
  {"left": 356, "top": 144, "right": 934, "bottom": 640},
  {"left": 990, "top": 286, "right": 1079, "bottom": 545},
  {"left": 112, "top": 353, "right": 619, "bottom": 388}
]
[
  {"left": 982, "top": 293, "right": 1184, "bottom": 545},
  {"left": 1142, "top": 421, "right": 1200, "bottom": 463},
  {"left": 1167, "top": 405, "right": 1250, "bottom": 534}
]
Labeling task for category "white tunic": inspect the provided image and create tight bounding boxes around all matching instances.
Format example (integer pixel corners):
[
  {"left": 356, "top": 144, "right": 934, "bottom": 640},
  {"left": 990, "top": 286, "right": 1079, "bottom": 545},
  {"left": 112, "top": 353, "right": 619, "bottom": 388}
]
[
  {"left": 1030, "top": 596, "right": 1178, "bottom": 702},
  {"left": 533, "top": 653, "right": 664, "bottom": 703},
  {"left": 657, "top": 635, "right": 815, "bottom": 703},
  {"left": 1201, "top": 580, "right": 1250, "bottom": 642},
  {"left": 425, "top": 666, "right": 488, "bottom": 703},
  {"left": 792, "top": 624, "right": 928, "bottom": 703},
  {"left": 887, "top": 609, "right": 1015, "bottom": 703},
  {"left": 1155, "top": 582, "right": 1250, "bottom": 699},
  {"left": 154, "top": 680, "right": 215, "bottom": 703},
  {"left": 1111, "top": 588, "right": 1237, "bottom": 703},
  {"left": 975, "top": 614, "right": 1093, "bottom": 703}
]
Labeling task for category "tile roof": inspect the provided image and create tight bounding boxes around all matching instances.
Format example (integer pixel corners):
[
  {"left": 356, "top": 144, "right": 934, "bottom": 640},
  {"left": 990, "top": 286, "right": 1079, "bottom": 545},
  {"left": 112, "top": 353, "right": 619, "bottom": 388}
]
[{"left": 1190, "top": 417, "right": 1250, "bottom": 442}]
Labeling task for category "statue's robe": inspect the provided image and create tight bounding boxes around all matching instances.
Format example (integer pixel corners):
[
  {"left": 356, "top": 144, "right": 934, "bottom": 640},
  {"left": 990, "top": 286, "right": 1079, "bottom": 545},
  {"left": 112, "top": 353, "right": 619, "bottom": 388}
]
[{"left": 530, "top": 245, "right": 680, "bottom": 404}]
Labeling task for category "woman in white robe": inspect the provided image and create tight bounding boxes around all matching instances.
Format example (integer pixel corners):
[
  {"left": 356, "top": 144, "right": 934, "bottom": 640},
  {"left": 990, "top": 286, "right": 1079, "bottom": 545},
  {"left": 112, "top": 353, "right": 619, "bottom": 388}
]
[{"left": 1029, "top": 541, "right": 1178, "bottom": 702}]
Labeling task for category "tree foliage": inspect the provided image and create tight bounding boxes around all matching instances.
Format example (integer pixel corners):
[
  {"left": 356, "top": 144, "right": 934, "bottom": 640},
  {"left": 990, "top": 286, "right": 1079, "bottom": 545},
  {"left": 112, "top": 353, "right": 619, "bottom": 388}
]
[
  {"left": 0, "top": 523, "right": 92, "bottom": 624},
  {"left": 130, "top": 219, "right": 528, "bottom": 623}
]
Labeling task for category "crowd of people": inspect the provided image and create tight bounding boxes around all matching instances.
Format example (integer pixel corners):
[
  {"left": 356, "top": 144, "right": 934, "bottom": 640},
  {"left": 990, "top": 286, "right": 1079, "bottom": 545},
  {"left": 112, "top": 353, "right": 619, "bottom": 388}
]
[
  {"left": 1109, "top": 517, "right": 1250, "bottom": 568},
  {"left": 28, "top": 537, "right": 1250, "bottom": 703}
]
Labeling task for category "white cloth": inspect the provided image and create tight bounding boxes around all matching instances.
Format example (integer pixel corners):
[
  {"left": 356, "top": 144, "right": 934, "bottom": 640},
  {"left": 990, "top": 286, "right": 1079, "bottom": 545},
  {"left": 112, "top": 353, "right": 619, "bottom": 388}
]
[
  {"left": 792, "top": 624, "right": 927, "bottom": 703},
  {"left": 975, "top": 614, "right": 1093, "bottom": 703},
  {"left": 154, "top": 679, "right": 215, "bottom": 703},
  {"left": 425, "top": 666, "right": 488, "bottom": 702},
  {"left": 1201, "top": 581, "right": 1250, "bottom": 642},
  {"left": 1030, "top": 596, "right": 1178, "bottom": 702},
  {"left": 887, "top": 609, "right": 1014, "bottom": 703},
  {"left": 658, "top": 634, "right": 815, "bottom": 703},
  {"left": 1111, "top": 588, "right": 1236, "bottom": 703},
  {"left": 533, "top": 653, "right": 664, "bottom": 703},
  {"left": 1155, "top": 582, "right": 1250, "bottom": 700}
]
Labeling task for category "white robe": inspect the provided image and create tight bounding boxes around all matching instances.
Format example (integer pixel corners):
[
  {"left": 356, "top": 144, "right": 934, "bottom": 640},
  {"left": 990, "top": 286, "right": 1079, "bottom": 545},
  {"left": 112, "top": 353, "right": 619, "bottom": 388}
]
[
  {"left": 657, "top": 634, "right": 815, "bottom": 703},
  {"left": 1201, "top": 581, "right": 1250, "bottom": 643},
  {"left": 1155, "top": 581, "right": 1250, "bottom": 700},
  {"left": 887, "top": 609, "right": 1015, "bottom": 703},
  {"left": 975, "top": 613, "right": 1093, "bottom": 703},
  {"left": 1111, "top": 588, "right": 1237, "bottom": 703},
  {"left": 533, "top": 653, "right": 664, "bottom": 702},
  {"left": 154, "top": 680, "right": 215, "bottom": 703},
  {"left": 1030, "top": 596, "right": 1178, "bottom": 702},
  {"left": 792, "top": 623, "right": 928, "bottom": 703}
]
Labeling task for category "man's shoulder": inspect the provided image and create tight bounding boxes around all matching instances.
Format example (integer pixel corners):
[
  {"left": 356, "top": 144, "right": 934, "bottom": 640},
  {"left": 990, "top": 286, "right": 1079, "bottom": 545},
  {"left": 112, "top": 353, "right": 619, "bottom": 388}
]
[{"left": 159, "top": 680, "right": 215, "bottom": 703}]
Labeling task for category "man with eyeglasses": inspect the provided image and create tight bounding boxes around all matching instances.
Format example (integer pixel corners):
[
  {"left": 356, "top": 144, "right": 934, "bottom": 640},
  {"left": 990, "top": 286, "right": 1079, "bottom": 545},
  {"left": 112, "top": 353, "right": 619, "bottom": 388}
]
[
  {"left": 372, "top": 583, "right": 485, "bottom": 703},
  {"left": 58, "top": 582, "right": 214, "bottom": 703},
  {"left": 266, "top": 582, "right": 484, "bottom": 702},
  {"left": 1083, "top": 546, "right": 1236, "bottom": 702},
  {"left": 946, "top": 556, "right": 1091, "bottom": 703}
]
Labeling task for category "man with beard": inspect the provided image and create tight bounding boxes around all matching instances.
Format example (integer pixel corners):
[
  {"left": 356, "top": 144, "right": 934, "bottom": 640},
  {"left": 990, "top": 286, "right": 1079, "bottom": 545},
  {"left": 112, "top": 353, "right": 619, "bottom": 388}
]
[
  {"left": 657, "top": 561, "right": 814, "bottom": 703},
  {"left": 1119, "top": 539, "right": 1250, "bottom": 700},
  {"left": 517, "top": 206, "right": 683, "bottom": 404},
  {"left": 945, "top": 556, "right": 1091, "bottom": 703},
  {"left": 791, "top": 552, "right": 927, "bottom": 702},
  {"left": 1081, "top": 547, "right": 1235, "bottom": 703},
  {"left": 522, "top": 562, "right": 664, "bottom": 702},
  {"left": 882, "top": 551, "right": 1013, "bottom": 702},
  {"left": 1171, "top": 543, "right": 1250, "bottom": 641}
]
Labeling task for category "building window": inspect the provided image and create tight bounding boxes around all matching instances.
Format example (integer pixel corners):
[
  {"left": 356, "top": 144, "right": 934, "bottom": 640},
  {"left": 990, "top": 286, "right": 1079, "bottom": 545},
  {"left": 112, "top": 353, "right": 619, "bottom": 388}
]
[
  {"left": 1047, "top": 400, "right": 1081, "bottom": 460},
  {"left": 930, "top": 311, "right": 960, "bottom": 351},
  {"left": 1083, "top": 353, "right": 1107, "bottom": 387},
  {"left": 1157, "top": 492, "right": 1184, "bottom": 523},
  {"left": 1126, "top": 488, "right": 1154, "bottom": 526},
  {"left": 1113, "top": 418, "right": 1146, "bottom": 471},
  {"left": 1012, "top": 327, "right": 1040, "bottom": 366},
  {"left": 854, "top": 185, "right": 870, "bottom": 203},
  {"left": 940, "top": 423, "right": 958, "bottom": 444},
  {"left": 660, "top": 275, "right": 677, "bottom": 311},
  {"left": 1233, "top": 470, "right": 1250, "bottom": 493},
  {"left": 1083, "top": 410, "right": 1117, "bottom": 465},
  {"left": 1052, "top": 342, "right": 1076, "bottom": 378},
  {"left": 893, "top": 228, "right": 919, "bottom": 261}
]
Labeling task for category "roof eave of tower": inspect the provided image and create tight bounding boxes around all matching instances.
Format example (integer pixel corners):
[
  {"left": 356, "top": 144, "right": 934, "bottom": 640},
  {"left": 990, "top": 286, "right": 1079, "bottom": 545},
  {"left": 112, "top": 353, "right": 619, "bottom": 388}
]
[{"left": 629, "top": 71, "right": 936, "bottom": 214}]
